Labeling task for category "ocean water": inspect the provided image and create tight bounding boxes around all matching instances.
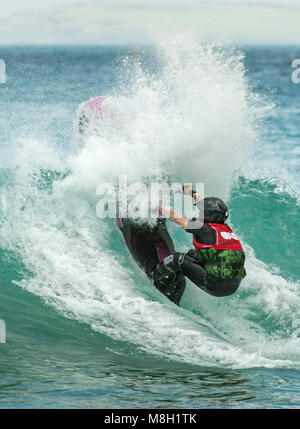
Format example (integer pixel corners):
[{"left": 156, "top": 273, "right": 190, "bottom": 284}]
[{"left": 0, "top": 37, "right": 299, "bottom": 409}]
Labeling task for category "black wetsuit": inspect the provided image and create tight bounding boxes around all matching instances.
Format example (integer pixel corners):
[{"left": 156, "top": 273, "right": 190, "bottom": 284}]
[
  {"left": 180, "top": 250, "right": 243, "bottom": 297},
  {"left": 159, "top": 221, "right": 246, "bottom": 298}
]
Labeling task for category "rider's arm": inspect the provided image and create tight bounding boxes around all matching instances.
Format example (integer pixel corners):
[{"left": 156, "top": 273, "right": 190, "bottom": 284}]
[
  {"left": 158, "top": 204, "right": 189, "bottom": 230},
  {"left": 182, "top": 185, "right": 202, "bottom": 203},
  {"left": 157, "top": 186, "right": 202, "bottom": 230}
]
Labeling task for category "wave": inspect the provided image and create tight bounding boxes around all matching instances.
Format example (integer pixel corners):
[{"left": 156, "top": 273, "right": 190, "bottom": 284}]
[
  {"left": 0, "top": 33, "right": 299, "bottom": 370},
  {"left": 230, "top": 175, "right": 300, "bottom": 280}
]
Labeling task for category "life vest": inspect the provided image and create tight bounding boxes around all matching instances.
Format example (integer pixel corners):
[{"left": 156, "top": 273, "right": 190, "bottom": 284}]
[{"left": 193, "top": 223, "right": 243, "bottom": 251}]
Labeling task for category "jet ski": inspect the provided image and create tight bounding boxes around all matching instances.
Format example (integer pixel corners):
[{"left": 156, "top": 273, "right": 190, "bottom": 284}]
[
  {"left": 117, "top": 217, "right": 186, "bottom": 305},
  {"left": 76, "top": 96, "right": 186, "bottom": 305}
]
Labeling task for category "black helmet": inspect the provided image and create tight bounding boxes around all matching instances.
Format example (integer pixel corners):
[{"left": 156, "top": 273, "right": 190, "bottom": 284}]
[{"left": 197, "top": 197, "right": 229, "bottom": 224}]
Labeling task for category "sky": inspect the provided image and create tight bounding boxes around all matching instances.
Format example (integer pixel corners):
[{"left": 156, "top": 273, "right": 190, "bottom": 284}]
[
  {"left": 1, "top": 0, "right": 299, "bottom": 18},
  {"left": 0, "top": 0, "right": 80, "bottom": 17},
  {"left": 0, "top": 0, "right": 299, "bottom": 45}
]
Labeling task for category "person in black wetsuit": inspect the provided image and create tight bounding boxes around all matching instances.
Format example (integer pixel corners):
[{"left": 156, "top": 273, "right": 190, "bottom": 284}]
[{"left": 155, "top": 186, "right": 246, "bottom": 297}]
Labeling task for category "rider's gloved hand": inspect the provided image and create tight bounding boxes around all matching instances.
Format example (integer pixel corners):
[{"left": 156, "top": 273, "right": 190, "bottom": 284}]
[{"left": 182, "top": 184, "right": 196, "bottom": 197}]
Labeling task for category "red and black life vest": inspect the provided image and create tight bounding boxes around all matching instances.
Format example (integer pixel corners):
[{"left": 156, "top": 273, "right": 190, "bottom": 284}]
[{"left": 193, "top": 223, "right": 243, "bottom": 251}]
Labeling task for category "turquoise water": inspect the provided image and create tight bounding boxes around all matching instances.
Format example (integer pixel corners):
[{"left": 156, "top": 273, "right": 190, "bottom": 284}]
[{"left": 0, "top": 41, "right": 299, "bottom": 409}]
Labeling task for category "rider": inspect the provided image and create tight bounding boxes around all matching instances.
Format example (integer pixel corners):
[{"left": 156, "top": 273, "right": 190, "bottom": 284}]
[{"left": 155, "top": 186, "right": 246, "bottom": 297}]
